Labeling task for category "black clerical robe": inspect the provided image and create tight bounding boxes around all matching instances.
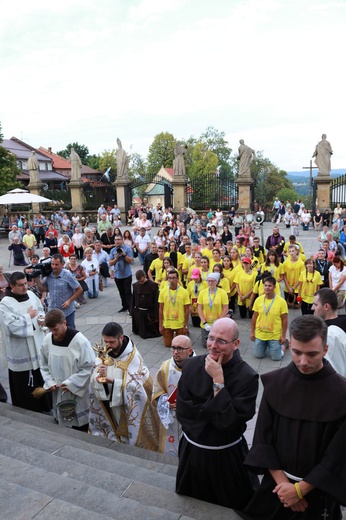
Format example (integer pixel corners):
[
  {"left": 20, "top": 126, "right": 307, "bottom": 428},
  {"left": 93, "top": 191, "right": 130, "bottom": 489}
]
[
  {"left": 239, "top": 360, "right": 346, "bottom": 520},
  {"left": 176, "top": 351, "right": 259, "bottom": 509},
  {"left": 131, "top": 279, "right": 160, "bottom": 339}
]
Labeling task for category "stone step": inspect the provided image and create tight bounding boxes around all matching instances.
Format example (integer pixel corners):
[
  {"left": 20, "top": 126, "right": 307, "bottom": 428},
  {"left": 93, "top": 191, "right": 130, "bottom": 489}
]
[
  {"left": 0, "top": 403, "right": 242, "bottom": 520},
  {"left": 0, "top": 415, "right": 177, "bottom": 479},
  {"left": 0, "top": 431, "right": 175, "bottom": 493},
  {"left": 0, "top": 479, "right": 115, "bottom": 520},
  {"left": 0, "top": 453, "right": 185, "bottom": 520},
  {"left": 0, "top": 402, "right": 178, "bottom": 469}
]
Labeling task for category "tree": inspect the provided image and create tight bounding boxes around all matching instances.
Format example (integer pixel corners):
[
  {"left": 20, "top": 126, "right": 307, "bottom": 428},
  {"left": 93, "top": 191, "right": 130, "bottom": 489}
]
[
  {"left": 57, "top": 142, "right": 89, "bottom": 163},
  {"left": 198, "top": 126, "right": 233, "bottom": 179},
  {"left": 276, "top": 188, "right": 299, "bottom": 205},
  {"left": 98, "top": 149, "right": 117, "bottom": 183},
  {"left": 130, "top": 152, "right": 147, "bottom": 181},
  {"left": 0, "top": 123, "right": 21, "bottom": 195},
  {"left": 87, "top": 154, "right": 101, "bottom": 171},
  {"left": 250, "top": 151, "right": 293, "bottom": 209},
  {"left": 147, "top": 132, "right": 176, "bottom": 177}
]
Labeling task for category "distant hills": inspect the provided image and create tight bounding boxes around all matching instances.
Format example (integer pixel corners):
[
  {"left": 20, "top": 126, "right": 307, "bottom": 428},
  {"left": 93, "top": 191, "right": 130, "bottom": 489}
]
[{"left": 287, "top": 170, "right": 346, "bottom": 196}]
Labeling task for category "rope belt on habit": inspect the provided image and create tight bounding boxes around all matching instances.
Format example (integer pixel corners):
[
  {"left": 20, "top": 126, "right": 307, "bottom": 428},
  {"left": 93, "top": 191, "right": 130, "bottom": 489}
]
[
  {"left": 183, "top": 432, "right": 242, "bottom": 450},
  {"left": 284, "top": 471, "right": 303, "bottom": 482}
]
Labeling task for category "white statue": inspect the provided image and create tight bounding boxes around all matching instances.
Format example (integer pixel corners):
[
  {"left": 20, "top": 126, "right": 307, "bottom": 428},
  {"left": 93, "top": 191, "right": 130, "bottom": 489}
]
[
  {"left": 70, "top": 147, "right": 82, "bottom": 181},
  {"left": 116, "top": 138, "right": 129, "bottom": 178},
  {"left": 312, "top": 134, "right": 333, "bottom": 176},
  {"left": 173, "top": 142, "right": 186, "bottom": 177},
  {"left": 27, "top": 151, "right": 40, "bottom": 183},
  {"left": 237, "top": 140, "right": 255, "bottom": 178}
]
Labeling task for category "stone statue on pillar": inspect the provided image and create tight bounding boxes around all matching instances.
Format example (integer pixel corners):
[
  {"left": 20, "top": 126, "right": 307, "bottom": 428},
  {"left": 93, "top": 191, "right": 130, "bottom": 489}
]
[
  {"left": 237, "top": 140, "right": 255, "bottom": 178},
  {"left": 173, "top": 142, "right": 187, "bottom": 178},
  {"left": 69, "top": 147, "right": 82, "bottom": 181},
  {"left": 312, "top": 134, "right": 333, "bottom": 176},
  {"left": 27, "top": 151, "right": 41, "bottom": 183},
  {"left": 116, "top": 138, "right": 129, "bottom": 180}
]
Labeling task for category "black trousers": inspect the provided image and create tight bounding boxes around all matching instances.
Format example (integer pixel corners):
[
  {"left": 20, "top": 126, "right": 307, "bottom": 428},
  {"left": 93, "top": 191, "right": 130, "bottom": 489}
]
[
  {"left": 115, "top": 275, "right": 132, "bottom": 310},
  {"left": 99, "top": 261, "right": 110, "bottom": 278}
]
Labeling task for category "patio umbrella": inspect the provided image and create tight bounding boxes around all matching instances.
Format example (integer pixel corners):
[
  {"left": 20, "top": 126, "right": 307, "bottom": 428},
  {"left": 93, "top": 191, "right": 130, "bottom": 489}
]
[{"left": 0, "top": 188, "right": 52, "bottom": 205}]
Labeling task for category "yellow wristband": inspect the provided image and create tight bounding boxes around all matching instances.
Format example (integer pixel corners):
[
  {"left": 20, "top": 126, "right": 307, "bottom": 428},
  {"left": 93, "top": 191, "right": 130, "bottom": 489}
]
[{"left": 295, "top": 482, "right": 303, "bottom": 500}]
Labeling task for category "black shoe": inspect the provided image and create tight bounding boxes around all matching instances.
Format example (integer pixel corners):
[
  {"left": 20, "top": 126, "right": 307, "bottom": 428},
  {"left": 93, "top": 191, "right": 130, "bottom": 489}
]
[
  {"left": 0, "top": 383, "right": 8, "bottom": 403},
  {"left": 118, "top": 308, "right": 127, "bottom": 313}
]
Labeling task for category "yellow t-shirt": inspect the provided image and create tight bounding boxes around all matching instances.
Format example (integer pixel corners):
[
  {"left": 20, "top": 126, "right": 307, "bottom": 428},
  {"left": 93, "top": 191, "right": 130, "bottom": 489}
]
[
  {"left": 283, "top": 258, "right": 305, "bottom": 291},
  {"left": 210, "top": 258, "right": 223, "bottom": 270},
  {"left": 23, "top": 234, "right": 36, "bottom": 248},
  {"left": 234, "top": 269, "right": 257, "bottom": 306},
  {"left": 260, "top": 262, "right": 284, "bottom": 282},
  {"left": 299, "top": 270, "right": 323, "bottom": 303},
  {"left": 158, "top": 286, "right": 190, "bottom": 329},
  {"left": 187, "top": 280, "right": 208, "bottom": 315},
  {"left": 222, "top": 267, "right": 238, "bottom": 297},
  {"left": 197, "top": 288, "right": 228, "bottom": 328},
  {"left": 253, "top": 294, "right": 288, "bottom": 340},
  {"left": 201, "top": 247, "right": 214, "bottom": 260},
  {"left": 149, "top": 257, "right": 165, "bottom": 279},
  {"left": 182, "top": 255, "right": 196, "bottom": 274},
  {"left": 200, "top": 269, "right": 211, "bottom": 282},
  {"left": 252, "top": 279, "right": 281, "bottom": 297},
  {"left": 218, "top": 277, "right": 230, "bottom": 295},
  {"left": 253, "top": 247, "right": 266, "bottom": 265},
  {"left": 187, "top": 264, "right": 202, "bottom": 281}
]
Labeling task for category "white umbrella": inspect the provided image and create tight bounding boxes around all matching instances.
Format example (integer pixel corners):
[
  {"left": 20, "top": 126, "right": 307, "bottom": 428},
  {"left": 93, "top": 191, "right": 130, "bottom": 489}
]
[{"left": 0, "top": 188, "right": 52, "bottom": 205}]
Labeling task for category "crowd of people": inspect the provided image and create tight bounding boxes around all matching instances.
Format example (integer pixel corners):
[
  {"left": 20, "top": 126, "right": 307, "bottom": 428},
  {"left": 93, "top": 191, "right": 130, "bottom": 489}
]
[{"left": 1, "top": 200, "right": 346, "bottom": 519}]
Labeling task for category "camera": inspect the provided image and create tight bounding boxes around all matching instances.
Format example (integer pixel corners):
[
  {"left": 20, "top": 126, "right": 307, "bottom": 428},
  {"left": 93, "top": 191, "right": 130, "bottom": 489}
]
[
  {"left": 25, "top": 258, "right": 52, "bottom": 281},
  {"left": 116, "top": 247, "right": 123, "bottom": 255}
]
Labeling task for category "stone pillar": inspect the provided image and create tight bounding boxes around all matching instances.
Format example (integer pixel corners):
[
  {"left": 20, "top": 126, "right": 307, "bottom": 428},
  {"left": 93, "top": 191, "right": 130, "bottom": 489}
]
[
  {"left": 236, "top": 178, "right": 252, "bottom": 214},
  {"left": 27, "top": 181, "right": 44, "bottom": 214},
  {"left": 69, "top": 180, "right": 84, "bottom": 213},
  {"left": 114, "top": 178, "right": 128, "bottom": 223},
  {"left": 315, "top": 175, "right": 332, "bottom": 212},
  {"left": 171, "top": 178, "right": 187, "bottom": 213}
]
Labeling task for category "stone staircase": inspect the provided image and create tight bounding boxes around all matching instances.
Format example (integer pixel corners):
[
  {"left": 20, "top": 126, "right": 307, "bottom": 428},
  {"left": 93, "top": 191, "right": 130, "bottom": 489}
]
[{"left": 0, "top": 403, "right": 242, "bottom": 520}]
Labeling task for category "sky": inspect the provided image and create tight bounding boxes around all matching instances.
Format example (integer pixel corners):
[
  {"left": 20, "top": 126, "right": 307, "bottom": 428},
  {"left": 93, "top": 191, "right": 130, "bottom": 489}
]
[{"left": 1, "top": 0, "right": 346, "bottom": 173}]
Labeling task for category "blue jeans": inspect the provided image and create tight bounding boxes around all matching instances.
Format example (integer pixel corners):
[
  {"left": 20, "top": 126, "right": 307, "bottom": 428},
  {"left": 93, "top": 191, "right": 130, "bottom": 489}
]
[
  {"left": 254, "top": 338, "right": 283, "bottom": 361},
  {"left": 65, "top": 312, "right": 76, "bottom": 329}
]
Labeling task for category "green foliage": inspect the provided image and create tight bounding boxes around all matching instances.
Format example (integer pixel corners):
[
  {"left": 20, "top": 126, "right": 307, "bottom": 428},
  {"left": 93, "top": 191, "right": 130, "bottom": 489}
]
[
  {"left": 98, "top": 149, "right": 117, "bottom": 183},
  {"left": 276, "top": 188, "right": 299, "bottom": 205},
  {"left": 250, "top": 152, "right": 293, "bottom": 208},
  {"left": 198, "top": 126, "right": 233, "bottom": 179},
  {"left": 0, "top": 123, "right": 21, "bottom": 195},
  {"left": 130, "top": 152, "right": 147, "bottom": 181},
  {"left": 57, "top": 143, "right": 89, "bottom": 163},
  {"left": 87, "top": 154, "right": 101, "bottom": 171},
  {"left": 147, "top": 132, "right": 176, "bottom": 177}
]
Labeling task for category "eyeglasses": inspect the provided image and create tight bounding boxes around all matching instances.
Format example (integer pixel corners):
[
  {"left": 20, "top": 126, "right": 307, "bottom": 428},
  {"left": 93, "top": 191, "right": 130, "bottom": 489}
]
[
  {"left": 170, "top": 346, "right": 190, "bottom": 353},
  {"left": 208, "top": 336, "right": 238, "bottom": 346}
]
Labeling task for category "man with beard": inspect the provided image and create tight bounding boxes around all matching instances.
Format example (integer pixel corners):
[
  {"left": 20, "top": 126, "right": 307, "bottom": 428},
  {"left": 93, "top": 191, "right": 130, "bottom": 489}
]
[
  {"left": 89, "top": 322, "right": 159, "bottom": 451},
  {"left": 0, "top": 271, "right": 51, "bottom": 412},
  {"left": 131, "top": 269, "right": 160, "bottom": 339},
  {"left": 265, "top": 226, "right": 285, "bottom": 260}
]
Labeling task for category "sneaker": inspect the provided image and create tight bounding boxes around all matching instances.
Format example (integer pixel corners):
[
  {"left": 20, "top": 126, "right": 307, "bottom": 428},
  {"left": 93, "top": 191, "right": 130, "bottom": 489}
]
[
  {"left": 75, "top": 302, "right": 81, "bottom": 309},
  {"left": 118, "top": 308, "right": 127, "bottom": 313}
]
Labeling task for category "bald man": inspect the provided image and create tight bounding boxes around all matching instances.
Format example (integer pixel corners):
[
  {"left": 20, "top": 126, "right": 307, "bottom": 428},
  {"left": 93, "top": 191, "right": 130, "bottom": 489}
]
[
  {"left": 152, "top": 335, "right": 194, "bottom": 456},
  {"left": 176, "top": 318, "right": 259, "bottom": 509}
]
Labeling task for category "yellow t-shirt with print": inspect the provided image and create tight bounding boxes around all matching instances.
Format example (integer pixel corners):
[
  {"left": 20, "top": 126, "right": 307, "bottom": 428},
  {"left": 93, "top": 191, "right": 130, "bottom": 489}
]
[
  {"left": 197, "top": 288, "right": 228, "bottom": 328},
  {"left": 299, "top": 270, "right": 323, "bottom": 304},
  {"left": 187, "top": 280, "right": 208, "bottom": 316},
  {"left": 283, "top": 257, "right": 305, "bottom": 291},
  {"left": 253, "top": 294, "right": 288, "bottom": 340},
  {"left": 234, "top": 269, "right": 257, "bottom": 306},
  {"left": 158, "top": 286, "right": 190, "bottom": 329}
]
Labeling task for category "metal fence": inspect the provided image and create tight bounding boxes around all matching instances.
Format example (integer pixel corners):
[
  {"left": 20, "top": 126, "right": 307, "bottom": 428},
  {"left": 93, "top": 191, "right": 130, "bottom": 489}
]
[
  {"left": 330, "top": 175, "right": 346, "bottom": 208},
  {"left": 188, "top": 173, "right": 238, "bottom": 210}
]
